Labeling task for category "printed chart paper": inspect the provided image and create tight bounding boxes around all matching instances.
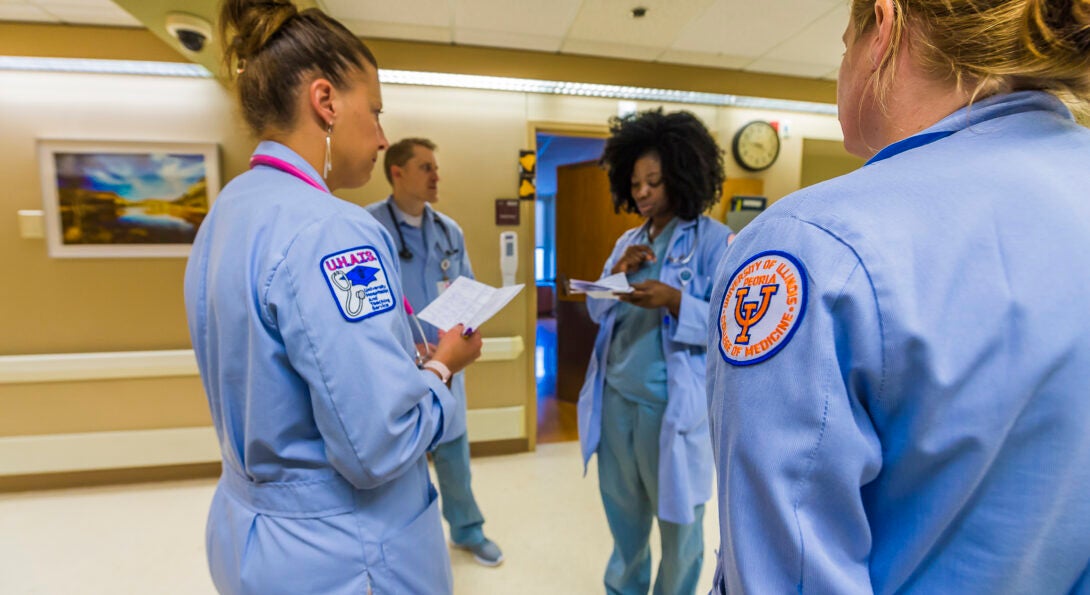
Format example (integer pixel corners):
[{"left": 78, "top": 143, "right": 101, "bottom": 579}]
[
  {"left": 567, "top": 272, "right": 634, "bottom": 300},
  {"left": 417, "top": 276, "right": 524, "bottom": 331}
]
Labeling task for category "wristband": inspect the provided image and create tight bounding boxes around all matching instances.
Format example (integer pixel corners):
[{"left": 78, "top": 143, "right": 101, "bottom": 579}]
[{"left": 423, "top": 360, "right": 452, "bottom": 384}]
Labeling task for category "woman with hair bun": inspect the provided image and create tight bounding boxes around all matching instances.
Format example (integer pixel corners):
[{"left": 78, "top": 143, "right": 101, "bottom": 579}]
[
  {"left": 578, "top": 109, "right": 733, "bottom": 594},
  {"left": 184, "top": 1, "right": 481, "bottom": 593},
  {"left": 707, "top": 0, "right": 1090, "bottom": 592}
]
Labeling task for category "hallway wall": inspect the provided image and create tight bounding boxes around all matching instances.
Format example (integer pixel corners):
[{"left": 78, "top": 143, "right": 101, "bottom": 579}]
[{"left": 0, "top": 26, "right": 844, "bottom": 483}]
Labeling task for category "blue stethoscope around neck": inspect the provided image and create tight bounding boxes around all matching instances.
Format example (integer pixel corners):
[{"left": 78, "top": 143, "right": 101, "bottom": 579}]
[
  {"left": 634, "top": 216, "right": 699, "bottom": 286},
  {"left": 386, "top": 200, "right": 459, "bottom": 271}
]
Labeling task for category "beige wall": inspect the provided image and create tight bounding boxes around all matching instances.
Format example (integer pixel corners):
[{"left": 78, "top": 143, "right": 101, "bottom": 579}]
[
  {"left": 0, "top": 72, "right": 537, "bottom": 440},
  {"left": 0, "top": 72, "right": 249, "bottom": 356},
  {"left": 0, "top": 26, "right": 844, "bottom": 458},
  {"left": 523, "top": 93, "right": 845, "bottom": 205},
  {"left": 345, "top": 85, "right": 537, "bottom": 415},
  {"left": 800, "top": 138, "right": 867, "bottom": 189},
  {"left": 0, "top": 71, "right": 246, "bottom": 439}
]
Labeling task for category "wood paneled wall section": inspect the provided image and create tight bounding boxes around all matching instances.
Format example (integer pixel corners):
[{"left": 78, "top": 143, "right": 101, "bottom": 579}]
[
  {"left": 553, "top": 161, "right": 641, "bottom": 402},
  {"left": 555, "top": 160, "right": 643, "bottom": 294}
]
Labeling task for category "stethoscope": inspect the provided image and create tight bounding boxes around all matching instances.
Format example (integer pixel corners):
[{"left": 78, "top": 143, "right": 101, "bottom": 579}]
[
  {"left": 632, "top": 217, "right": 700, "bottom": 286},
  {"left": 385, "top": 201, "right": 460, "bottom": 275}
]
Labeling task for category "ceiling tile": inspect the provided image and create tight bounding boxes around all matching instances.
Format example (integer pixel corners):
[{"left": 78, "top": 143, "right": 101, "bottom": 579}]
[
  {"left": 560, "top": 38, "right": 662, "bottom": 62},
  {"left": 656, "top": 49, "right": 750, "bottom": 70},
  {"left": 323, "top": 0, "right": 451, "bottom": 28},
  {"left": 455, "top": 0, "right": 580, "bottom": 37},
  {"left": 39, "top": 3, "right": 139, "bottom": 26},
  {"left": 760, "top": 3, "right": 849, "bottom": 67},
  {"left": 744, "top": 58, "right": 836, "bottom": 78},
  {"left": 341, "top": 19, "right": 452, "bottom": 44},
  {"left": 455, "top": 27, "right": 563, "bottom": 53},
  {"left": 0, "top": 0, "right": 853, "bottom": 83},
  {"left": 0, "top": 4, "right": 56, "bottom": 22},
  {"left": 672, "top": 0, "right": 839, "bottom": 60},
  {"left": 567, "top": 0, "right": 715, "bottom": 47}
]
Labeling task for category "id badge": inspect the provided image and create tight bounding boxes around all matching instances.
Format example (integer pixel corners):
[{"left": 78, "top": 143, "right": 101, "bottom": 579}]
[{"left": 437, "top": 279, "right": 452, "bottom": 295}]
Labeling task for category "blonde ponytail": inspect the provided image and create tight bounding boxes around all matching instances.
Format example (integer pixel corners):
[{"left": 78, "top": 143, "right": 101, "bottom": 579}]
[{"left": 850, "top": 0, "right": 1090, "bottom": 105}]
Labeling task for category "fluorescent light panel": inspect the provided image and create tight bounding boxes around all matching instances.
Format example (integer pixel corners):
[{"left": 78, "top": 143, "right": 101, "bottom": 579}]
[
  {"left": 0, "top": 57, "right": 837, "bottom": 115},
  {"left": 0, "top": 56, "right": 211, "bottom": 77},
  {"left": 378, "top": 69, "right": 837, "bottom": 115}
]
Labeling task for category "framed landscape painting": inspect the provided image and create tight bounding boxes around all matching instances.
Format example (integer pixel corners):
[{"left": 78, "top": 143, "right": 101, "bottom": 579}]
[{"left": 38, "top": 140, "right": 220, "bottom": 258}]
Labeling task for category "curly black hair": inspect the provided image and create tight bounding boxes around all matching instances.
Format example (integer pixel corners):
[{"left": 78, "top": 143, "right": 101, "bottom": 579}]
[{"left": 599, "top": 108, "right": 725, "bottom": 221}]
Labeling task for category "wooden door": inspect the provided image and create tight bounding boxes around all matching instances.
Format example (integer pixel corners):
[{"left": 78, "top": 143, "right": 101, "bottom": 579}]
[{"left": 554, "top": 161, "right": 642, "bottom": 403}]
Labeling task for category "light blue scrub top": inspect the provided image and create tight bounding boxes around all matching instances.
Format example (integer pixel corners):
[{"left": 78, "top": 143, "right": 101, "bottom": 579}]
[
  {"left": 579, "top": 215, "right": 732, "bottom": 525},
  {"left": 365, "top": 197, "right": 473, "bottom": 442},
  {"left": 706, "top": 91, "right": 1090, "bottom": 594},
  {"left": 396, "top": 216, "right": 431, "bottom": 316},
  {"left": 185, "top": 142, "right": 460, "bottom": 595},
  {"left": 364, "top": 197, "right": 473, "bottom": 344},
  {"left": 605, "top": 218, "right": 677, "bottom": 405}
]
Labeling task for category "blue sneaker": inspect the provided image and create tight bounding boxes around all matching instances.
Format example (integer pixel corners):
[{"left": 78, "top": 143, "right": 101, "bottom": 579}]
[{"left": 455, "top": 537, "right": 504, "bottom": 567}]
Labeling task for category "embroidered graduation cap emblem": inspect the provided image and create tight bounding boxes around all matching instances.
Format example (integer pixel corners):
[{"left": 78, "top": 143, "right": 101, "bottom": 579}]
[
  {"left": 321, "top": 246, "right": 395, "bottom": 321},
  {"left": 718, "top": 250, "right": 807, "bottom": 366}
]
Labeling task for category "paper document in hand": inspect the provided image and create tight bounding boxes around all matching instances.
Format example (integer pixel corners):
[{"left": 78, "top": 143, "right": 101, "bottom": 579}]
[
  {"left": 568, "top": 272, "right": 633, "bottom": 300},
  {"left": 416, "top": 276, "right": 524, "bottom": 331}
]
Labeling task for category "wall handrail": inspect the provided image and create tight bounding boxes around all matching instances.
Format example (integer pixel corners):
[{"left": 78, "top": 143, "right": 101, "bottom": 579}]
[{"left": 0, "top": 336, "right": 524, "bottom": 385}]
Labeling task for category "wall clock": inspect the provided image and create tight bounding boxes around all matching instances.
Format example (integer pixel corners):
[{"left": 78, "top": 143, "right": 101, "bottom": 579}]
[{"left": 732, "top": 120, "right": 780, "bottom": 172}]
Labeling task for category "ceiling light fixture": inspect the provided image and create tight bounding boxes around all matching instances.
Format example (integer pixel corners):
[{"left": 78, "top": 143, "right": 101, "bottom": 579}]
[
  {"left": 0, "top": 56, "right": 211, "bottom": 77},
  {"left": 378, "top": 69, "right": 837, "bottom": 115},
  {"left": 0, "top": 57, "right": 837, "bottom": 115}
]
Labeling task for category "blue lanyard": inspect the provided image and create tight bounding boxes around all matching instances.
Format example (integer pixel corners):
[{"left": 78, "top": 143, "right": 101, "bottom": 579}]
[{"left": 865, "top": 130, "right": 956, "bottom": 166}]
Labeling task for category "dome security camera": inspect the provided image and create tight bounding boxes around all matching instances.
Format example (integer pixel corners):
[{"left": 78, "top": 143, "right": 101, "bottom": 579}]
[{"left": 165, "top": 12, "right": 213, "bottom": 53}]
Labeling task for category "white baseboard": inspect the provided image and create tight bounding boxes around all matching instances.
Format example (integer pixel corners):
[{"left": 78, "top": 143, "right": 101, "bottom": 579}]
[
  {"left": 0, "top": 406, "right": 526, "bottom": 476},
  {"left": 0, "top": 338, "right": 524, "bottom": 385}
]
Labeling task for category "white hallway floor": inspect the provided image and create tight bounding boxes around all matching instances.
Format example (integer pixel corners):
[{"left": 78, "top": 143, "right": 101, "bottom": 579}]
[{"left": 0, "top": 441, "right": 721, "bottom": 594}]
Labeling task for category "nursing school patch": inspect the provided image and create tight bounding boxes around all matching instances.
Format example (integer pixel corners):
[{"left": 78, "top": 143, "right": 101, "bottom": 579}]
[
  {"left": 718, "top": 250, "right": 808, "bottom": 366},
  {"left": 320, "top": 245, "right": 396, "bottom": 322}
]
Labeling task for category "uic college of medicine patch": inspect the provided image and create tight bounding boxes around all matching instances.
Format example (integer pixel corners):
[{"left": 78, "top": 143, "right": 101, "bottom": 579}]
[
  {"left": 718, "top": 250, "right": 807, "bottom": 366},
  {"left": 320, "top": 245, "right": 396, "bottom": 322}
]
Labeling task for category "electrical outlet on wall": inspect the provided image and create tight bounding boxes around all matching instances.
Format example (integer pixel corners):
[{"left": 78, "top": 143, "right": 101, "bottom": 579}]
[{"left": 17, "top": 210, "right": 44, "bottom": 239}]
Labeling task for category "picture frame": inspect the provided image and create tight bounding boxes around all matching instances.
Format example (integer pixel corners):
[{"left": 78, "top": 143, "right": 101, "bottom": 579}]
[{"left": 37, "top": 139, "right": 220, "bottom": 258}]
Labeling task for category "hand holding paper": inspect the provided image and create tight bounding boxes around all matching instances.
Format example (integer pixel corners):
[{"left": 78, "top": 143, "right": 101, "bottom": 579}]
[
  {"left": 417, "top": 276, "right": 524, "bottom": 332},
  {"left": 567, "top": 272, "right": 634, "bottom": 300}
]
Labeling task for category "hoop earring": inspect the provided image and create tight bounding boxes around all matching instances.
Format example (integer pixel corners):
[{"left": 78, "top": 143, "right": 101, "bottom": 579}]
[{"left": 323, "top": 122, "right": 333, "bottom": 179}]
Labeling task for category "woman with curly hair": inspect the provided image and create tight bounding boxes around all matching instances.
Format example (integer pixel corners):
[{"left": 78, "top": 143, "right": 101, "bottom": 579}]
[{"left": 577, "top": 108, "right": 733, "bottom": 594}]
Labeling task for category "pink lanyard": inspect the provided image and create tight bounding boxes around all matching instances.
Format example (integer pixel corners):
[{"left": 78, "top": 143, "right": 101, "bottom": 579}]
[
  {"left": 251, "top": 154, "right": 415, "bottom": 318},
  {"left": 249, "top": 154, "right": 327, "bottom": 192}
]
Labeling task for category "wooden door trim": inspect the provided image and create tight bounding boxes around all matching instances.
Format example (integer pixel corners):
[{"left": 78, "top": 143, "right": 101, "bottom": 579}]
[{"left": 523, "top": 122, "right": 609, "bottom": 449}]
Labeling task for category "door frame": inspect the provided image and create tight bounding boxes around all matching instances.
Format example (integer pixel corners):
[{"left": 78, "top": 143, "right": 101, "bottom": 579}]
[{"left": 524, "top": 122, "right": 609, "bottom": 449}]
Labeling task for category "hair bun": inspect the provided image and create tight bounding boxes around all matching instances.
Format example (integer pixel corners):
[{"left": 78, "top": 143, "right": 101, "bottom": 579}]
[
  {"left": 1025, "top": 0, "right": 1090, "bottom": 56},
  {"left": 1073, "top": 0, "right": 1090, "bottom": 24},
  {"left": 221, "top": 0, "right": 298, "bottom": 67},
  {"left": 1072, "top": 0, "right": 1090, "bottom": 49}
]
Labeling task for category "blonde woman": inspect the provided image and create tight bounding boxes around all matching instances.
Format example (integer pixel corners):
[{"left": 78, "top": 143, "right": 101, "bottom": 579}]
[{"left": 707, "top": 0, "right": 1090, "bottom": 592}]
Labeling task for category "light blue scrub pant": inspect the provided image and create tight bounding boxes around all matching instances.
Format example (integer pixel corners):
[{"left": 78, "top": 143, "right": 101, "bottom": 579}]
[
  {"left": 432, "top": 431, "right": 486, "bottom": 546},
  {"left": 598, "top": 386, "right": 704, "bottom": 595}
]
